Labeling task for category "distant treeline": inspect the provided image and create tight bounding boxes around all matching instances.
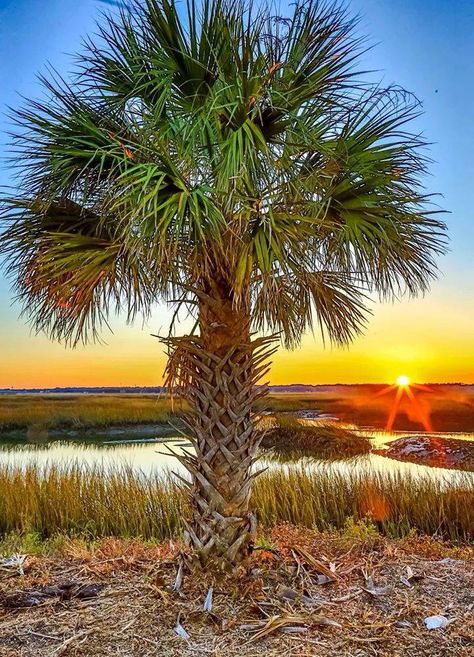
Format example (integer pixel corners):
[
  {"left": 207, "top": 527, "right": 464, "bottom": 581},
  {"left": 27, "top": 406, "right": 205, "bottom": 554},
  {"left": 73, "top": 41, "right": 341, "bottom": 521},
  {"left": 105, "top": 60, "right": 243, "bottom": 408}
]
[
  {"left": 0, "top": 383, "right": 471, "bottom": 395},
  {"left": 0, "top": 387, "right": 167, "bottom": 395}
]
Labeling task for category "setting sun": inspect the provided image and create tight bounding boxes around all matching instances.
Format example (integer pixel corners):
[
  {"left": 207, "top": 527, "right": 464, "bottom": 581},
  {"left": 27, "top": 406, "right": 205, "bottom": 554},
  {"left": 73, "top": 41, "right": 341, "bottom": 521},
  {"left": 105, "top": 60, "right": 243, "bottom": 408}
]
[{"left": 396, "top": 375, "right": 411, "bottom": 387}]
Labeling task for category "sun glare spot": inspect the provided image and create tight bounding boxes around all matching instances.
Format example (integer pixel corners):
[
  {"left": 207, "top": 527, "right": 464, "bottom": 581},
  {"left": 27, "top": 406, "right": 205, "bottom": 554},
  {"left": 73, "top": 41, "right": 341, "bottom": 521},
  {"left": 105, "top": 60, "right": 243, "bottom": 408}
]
[{"left": 396, "top": 375, "right": 410, "bottom": 387}]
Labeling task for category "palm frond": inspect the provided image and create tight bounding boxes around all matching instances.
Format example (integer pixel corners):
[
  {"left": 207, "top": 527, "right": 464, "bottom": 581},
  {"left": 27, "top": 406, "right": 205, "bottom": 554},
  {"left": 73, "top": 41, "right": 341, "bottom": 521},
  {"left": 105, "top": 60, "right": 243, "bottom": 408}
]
[{"left": 0, "top": 0, "right": 447, "bottom": 346}]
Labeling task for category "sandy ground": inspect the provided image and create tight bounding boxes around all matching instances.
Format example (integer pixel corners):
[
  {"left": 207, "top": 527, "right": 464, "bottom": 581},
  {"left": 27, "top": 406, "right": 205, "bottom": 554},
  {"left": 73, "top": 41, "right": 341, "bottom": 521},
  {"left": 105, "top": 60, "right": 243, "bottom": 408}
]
[{"left": 1, "top": 526, "right": 473, "bottom": 656}]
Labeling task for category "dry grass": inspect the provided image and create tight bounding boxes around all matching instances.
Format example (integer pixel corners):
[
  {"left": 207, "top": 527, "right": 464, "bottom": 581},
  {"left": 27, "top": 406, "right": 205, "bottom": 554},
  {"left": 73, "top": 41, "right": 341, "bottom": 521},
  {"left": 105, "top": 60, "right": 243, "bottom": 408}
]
[
  {"left": 2, "top": 385, "right": 474, "bottom": 433},
  {"left": 0, "top": 395, "right": 179, "bottom": 431},
  {"left": 0, "top": 526, "right": 473, "bottom": 656},
  {"left": 0, "top": 462, "right": 472, "bottom": 542}
]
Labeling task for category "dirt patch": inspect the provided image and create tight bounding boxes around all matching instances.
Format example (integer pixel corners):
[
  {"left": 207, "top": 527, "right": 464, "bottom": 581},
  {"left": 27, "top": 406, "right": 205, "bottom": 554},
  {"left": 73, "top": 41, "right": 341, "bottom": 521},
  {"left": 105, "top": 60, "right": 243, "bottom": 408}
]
[{"left": 0, "top": 528, "right": 473, "bottom": 656}]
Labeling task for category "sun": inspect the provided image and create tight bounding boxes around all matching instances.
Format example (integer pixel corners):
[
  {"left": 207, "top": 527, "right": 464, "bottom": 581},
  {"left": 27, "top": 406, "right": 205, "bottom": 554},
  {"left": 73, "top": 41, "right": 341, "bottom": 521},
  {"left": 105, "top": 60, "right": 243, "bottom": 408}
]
[{"left": 396, "top": 375, "right": 410, "bottom": 387}]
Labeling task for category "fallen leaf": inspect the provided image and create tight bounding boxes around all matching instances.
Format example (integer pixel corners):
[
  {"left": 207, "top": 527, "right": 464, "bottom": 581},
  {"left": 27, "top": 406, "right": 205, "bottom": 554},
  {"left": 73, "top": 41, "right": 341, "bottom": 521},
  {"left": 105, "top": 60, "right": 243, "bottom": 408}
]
[
  {"left": 0, "top": 554, "right": 27, "bottom": 576},
  {"left": 362, "top": 572, "right": 389, "bottom": 596},
  {"left": 292, "top": 546, "right": 337, "bottom": 581},
  {"left": 317, "top": 575, "right": 334, "bottom": 585},
  {"left": 174, "top": 620, "right": 190, "bottom": 640},
  {"left": 280, "top": 626, "right": 307, "bottom": 634},
  {"left": 173, "top": 563, "right": 184, "bottom": 592},
  {"left": 244, "top": 614, "right": 308, "bottom": 642},
  {"left": 203, "top": 587, "right": 213, "bottom": 613},
  {"left": 395, "top": 620, "right": 412, "bottom": 629},
  {"left": 312, "top": 616, "right": 342, "bottom": 628},
  {"left": 400, "top": 566, "right": 423, "bottom": 587},
  {"left": 277, "top": 585, "right": 298, "bottom": 601}
]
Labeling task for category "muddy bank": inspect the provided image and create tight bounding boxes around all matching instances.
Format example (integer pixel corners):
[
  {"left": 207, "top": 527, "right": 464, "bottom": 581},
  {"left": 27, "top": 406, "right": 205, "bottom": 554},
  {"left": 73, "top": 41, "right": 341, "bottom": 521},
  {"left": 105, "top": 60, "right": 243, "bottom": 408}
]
[{"left": 376, "top": 435, "right": 474, "bottom": 471}]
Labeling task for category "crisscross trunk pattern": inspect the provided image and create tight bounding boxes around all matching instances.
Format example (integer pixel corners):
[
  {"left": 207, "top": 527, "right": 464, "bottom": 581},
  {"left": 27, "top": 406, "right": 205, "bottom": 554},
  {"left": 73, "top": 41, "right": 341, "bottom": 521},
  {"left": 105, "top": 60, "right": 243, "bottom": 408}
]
[{"left": 163, "top": 291, "right": 277, "bottom": 570}]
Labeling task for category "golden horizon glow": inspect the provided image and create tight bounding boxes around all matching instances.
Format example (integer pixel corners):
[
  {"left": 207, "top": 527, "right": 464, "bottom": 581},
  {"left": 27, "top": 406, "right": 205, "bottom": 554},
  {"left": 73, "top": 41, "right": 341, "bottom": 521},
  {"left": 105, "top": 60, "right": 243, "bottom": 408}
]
[
  {"left": 396, "top": 375, "right": 411, "bottom": 387},
  {"left": 1, "top": 286, "right": 474, "bottom": 387}
]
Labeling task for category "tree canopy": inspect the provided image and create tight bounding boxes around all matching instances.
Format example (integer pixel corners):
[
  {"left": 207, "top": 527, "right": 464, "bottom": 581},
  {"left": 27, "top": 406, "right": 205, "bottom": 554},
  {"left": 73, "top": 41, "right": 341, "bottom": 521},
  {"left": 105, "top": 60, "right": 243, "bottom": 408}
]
[{"left": 1, "top": 0, "right": 447, "bottom": 346}]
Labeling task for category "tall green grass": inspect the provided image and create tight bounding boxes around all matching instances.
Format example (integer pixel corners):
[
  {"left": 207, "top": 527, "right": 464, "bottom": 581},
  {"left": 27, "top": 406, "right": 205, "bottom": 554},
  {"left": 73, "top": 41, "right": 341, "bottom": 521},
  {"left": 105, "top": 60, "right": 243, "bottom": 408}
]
[
  {"left": 255, "top": 468, "right": 474, "bottom": 542},
  {"left": 0, "top": 463, "right": 185, "bottom": 540},
  {"left": 0, "top": 462, "right": 472, "bottom": 542}
]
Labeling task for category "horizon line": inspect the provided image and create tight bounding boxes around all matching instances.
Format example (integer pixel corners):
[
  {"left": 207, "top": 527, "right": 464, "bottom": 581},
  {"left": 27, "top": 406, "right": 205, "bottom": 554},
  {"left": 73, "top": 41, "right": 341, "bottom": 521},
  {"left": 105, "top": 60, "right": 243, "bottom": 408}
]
[{"left": 1, "top": 382, "right": 473, "bottom": 393}]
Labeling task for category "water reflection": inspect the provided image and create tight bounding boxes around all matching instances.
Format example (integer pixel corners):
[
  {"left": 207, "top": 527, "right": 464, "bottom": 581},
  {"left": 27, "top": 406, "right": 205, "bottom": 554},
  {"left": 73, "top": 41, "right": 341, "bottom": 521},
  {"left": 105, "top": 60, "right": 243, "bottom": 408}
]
[
  {"left": 260, "top": 449, "right": 474, "bottom": 487},
  {"left": 0, "top": 431, "right": 473, "bottom": 486},
  {"left": 360, "top": 429, "right": 474, "bottom": 448},
  {"left": 0, "top": 439, "right": 186, "bottom": 476}
]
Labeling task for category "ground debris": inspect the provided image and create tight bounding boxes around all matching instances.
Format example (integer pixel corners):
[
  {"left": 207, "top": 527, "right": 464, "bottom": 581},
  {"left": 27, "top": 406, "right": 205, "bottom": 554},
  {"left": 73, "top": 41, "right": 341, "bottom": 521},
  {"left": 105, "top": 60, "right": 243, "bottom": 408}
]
[
  {"left": 0, "top": 527, "right": 472, "bottom": 656},
  {"left": 2, "top": 582, "right": 103, "bottom": 609},
  {"left": 174, "top": 614, "right": 191, "bottom": 640},
  {"left": 424, "top": 615, "right": 450, "bottom": 630},
  {"left": 361, "top": 570, "right": 390, "bottom": 596},
  {"left": 242, "top": 613, "right": 308, "bottom": 642},
  {"left": 0, "top": 555, "right": 27, "bottom": 577}
]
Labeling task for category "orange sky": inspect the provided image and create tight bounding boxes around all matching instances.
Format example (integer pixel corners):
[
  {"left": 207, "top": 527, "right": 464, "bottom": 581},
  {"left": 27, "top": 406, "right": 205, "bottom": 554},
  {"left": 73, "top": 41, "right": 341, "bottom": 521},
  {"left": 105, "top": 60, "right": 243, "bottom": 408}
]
[{"left": 1, "top": 279, "right": 472, "bottom": 388}]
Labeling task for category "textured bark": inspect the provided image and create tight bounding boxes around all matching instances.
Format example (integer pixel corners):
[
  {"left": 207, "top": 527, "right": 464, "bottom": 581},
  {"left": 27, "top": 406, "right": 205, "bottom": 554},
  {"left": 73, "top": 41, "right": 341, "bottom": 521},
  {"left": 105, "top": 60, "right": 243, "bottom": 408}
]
[{"left": 163, "top": 281, "right": 277, "bottom": 570}]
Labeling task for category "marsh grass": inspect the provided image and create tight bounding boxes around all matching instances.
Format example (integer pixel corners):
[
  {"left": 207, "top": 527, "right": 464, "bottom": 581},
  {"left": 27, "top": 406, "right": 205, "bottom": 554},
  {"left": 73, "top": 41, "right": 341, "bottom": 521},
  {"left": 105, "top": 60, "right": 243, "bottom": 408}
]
[
  {"left": 0, "top": 462, "right": 472, "bottom": 543},
  {"left": 2, "top": 389, "right": 474, "bottom": 432},
  {"left": 0, "top": 394, "right": 322, "bottom": 432},
  {"left": 261, "top": 414, "right": 371, "bottom": 458},
  {"left": 0, "top": 394, "right": 180, "bottom": 431},
  {"left": 0, "top": 463, "right": 186, "bottom": 541},
  {"left": 254, "top": 467, "right": 474, "bottom": 542}
]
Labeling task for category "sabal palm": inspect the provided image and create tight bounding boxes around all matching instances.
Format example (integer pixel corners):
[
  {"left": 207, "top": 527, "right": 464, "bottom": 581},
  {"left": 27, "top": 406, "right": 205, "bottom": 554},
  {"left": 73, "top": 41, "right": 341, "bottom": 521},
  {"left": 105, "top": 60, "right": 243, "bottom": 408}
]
[{"left": 1, "top": 0, "right": 446, "bottom": 568}]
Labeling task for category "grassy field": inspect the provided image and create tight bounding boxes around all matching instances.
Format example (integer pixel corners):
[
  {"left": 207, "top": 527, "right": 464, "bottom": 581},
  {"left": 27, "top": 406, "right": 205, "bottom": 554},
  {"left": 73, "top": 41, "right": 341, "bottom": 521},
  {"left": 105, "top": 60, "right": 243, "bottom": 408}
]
[
  {"left": 1, "top": 385, "right": 473, "bottom": 432},
  {"left": 0, "top": 462, "right": 472, "bottom": 542},
  {"left": 0, "top": 394, "right": 180, "bottom": 431}
]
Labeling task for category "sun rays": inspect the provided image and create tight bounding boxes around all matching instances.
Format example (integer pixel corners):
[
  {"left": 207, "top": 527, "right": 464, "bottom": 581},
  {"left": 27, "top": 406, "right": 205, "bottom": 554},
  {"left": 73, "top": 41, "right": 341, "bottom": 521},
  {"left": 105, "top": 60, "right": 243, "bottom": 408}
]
[{"left": 374, "top": 376, "right": 434, "bottom": 431}]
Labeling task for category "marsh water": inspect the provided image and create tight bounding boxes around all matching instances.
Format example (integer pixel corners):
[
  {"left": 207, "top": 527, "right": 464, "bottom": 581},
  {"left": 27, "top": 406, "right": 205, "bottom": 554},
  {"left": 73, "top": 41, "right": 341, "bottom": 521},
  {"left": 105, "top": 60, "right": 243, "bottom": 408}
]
[{"left": 1, "top": 424, "right": 473, "bottom": 484}]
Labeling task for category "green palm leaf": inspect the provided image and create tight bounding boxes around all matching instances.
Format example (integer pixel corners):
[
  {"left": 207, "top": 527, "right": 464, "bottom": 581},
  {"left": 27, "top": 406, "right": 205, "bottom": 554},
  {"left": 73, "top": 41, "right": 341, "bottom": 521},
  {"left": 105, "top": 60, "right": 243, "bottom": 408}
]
[{"left": 1, "top": 0, "right": 446, "bottom": 345}]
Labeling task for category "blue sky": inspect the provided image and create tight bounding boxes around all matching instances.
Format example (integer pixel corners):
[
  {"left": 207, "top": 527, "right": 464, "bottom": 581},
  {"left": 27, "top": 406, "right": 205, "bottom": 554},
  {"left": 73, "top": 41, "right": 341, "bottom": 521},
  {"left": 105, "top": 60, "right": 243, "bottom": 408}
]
[{"left": 0, "top": 0, "right": 472, "bottom": 386}]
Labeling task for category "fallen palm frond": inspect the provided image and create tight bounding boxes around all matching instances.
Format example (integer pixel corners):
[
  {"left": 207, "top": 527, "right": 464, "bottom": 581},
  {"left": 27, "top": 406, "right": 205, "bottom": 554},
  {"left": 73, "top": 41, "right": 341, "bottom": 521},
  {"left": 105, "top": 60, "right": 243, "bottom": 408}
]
[
  {"left": 0, "top": 527, "right": 471, "bottom": 656},
  {"left": 242, "top": 614, "right": 309, "bottom": 642}
]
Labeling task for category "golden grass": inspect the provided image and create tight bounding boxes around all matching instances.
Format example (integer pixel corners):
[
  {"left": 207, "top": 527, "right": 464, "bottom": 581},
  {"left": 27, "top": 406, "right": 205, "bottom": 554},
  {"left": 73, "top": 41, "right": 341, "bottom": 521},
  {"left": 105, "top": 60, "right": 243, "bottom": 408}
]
[
  {"left": 254, "top": 467, "right": 474, "bottom": 542},
  {"left": 0, "top": 394, "right": 179, "bottom": 431},
  {"left": 0, "top": 393, "right": 321, "bottom": 431},
  {"left": 0, "top": 463, "right": 185, "bottom": 541},
  {"left": 2, "top": 387, "right": 474, "bottom": 432},
  {"left": 0, "top": 462, "right": 472, "bottom": 543}
]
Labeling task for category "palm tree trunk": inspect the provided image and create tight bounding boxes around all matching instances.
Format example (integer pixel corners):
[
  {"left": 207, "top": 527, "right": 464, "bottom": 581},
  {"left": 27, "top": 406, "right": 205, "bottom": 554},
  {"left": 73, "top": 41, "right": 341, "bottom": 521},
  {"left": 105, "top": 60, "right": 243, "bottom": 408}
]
[{"left": 164, "top": 281, "right": 276, "bottom": 570}]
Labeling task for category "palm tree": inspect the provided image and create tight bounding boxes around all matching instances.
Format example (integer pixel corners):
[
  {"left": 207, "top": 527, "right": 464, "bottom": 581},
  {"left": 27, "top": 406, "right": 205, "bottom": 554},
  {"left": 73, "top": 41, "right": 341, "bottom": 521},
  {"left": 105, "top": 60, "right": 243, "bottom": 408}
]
[{"left": 1, "top": 0, "right": 446, "bottom": 569}]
